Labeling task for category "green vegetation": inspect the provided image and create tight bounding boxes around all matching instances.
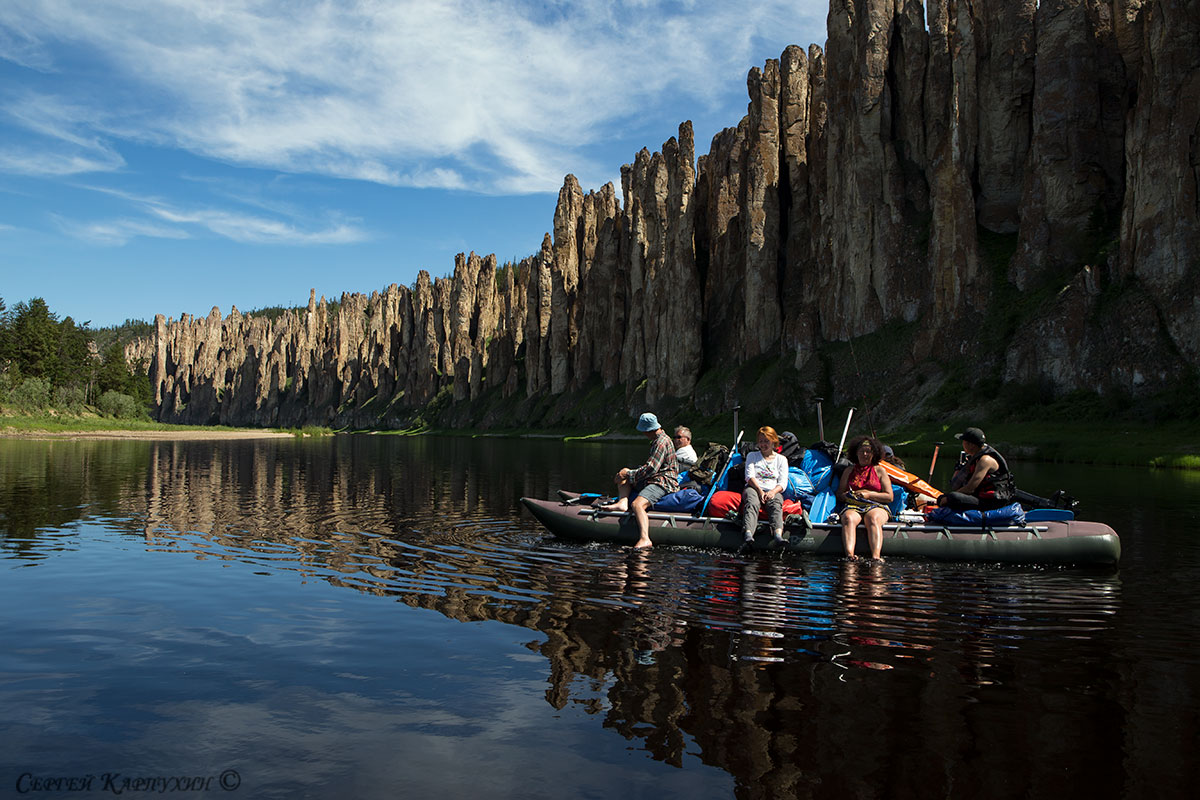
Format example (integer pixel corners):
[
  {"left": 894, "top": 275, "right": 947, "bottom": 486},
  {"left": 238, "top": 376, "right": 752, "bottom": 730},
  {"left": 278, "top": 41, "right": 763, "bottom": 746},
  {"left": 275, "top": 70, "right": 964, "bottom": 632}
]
[
  {"left": 236, "top": 298, "right": 341, "bottom": 322},
  {"left": 91, "top": 319, "right": 153, "bottom": 352},
  {"left": 280, "top": 426, "right": 336, "bottom": 437},
  {"left": 0, "top": 413, "right": 222, "bottom": 433},
  {"left": 886, "top": 419, "right": 1200, "bottom": 470},
  {"left": 97, "top": 390, "right": 142, "bottom": 419},
  {"left": 562, "top": 430, "right": 612, "bottom": 442},
  {"left": 1150, "top": 454, "right": 1200, "bottom": 470},
  {"left": 0, "top": 412, "right": 332, "bottom": 437},
  {"left": 0, "top": 296, "right": 152, "bottom": 420}
]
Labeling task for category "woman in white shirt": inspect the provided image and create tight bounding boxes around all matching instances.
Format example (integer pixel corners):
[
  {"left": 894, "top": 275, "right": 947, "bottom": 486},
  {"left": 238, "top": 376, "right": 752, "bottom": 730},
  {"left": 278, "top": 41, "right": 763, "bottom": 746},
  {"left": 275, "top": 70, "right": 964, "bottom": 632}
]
[{"left": 742, "top": 426, "right": 789, "bottom": 544}]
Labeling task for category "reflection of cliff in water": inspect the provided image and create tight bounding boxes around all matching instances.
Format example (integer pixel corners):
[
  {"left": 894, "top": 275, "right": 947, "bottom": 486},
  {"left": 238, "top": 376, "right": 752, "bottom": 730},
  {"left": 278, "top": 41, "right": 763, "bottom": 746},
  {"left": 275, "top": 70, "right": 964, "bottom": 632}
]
[
  {"left": 138, "top": 435, "right": 562, "bottom": 540},
  {"left": 0, "top": 438, "right": 1149, "bottom": 797}
]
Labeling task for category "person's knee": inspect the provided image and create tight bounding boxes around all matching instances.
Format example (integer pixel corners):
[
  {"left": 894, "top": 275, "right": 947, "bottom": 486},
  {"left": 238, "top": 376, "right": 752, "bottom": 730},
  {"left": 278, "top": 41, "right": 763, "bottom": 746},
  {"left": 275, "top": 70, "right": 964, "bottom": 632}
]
[{"left": 632, "top": 496, "right": 650, "bottom": 511}]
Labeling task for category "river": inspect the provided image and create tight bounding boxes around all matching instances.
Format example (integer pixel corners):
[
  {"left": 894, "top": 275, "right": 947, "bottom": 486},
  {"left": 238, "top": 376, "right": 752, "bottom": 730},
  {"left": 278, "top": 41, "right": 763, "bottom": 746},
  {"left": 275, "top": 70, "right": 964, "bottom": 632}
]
[{"left": 1, "top": 435, "right": 1198, "bottom": 799}]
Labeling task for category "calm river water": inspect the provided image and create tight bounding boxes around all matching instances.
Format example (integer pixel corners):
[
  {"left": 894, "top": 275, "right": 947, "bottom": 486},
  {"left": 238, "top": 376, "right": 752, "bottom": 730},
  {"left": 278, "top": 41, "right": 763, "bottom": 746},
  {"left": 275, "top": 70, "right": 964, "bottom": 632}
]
[{"left": 1, "top": 435, "right": 1198, "bottom": 799}]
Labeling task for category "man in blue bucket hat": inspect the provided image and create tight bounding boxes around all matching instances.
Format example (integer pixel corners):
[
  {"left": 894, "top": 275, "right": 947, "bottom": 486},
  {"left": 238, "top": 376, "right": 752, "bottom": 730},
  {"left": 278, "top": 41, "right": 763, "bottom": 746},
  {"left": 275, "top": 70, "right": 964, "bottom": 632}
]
[{"left": 600, "top": 412, "right": 679, "bottom": 548}]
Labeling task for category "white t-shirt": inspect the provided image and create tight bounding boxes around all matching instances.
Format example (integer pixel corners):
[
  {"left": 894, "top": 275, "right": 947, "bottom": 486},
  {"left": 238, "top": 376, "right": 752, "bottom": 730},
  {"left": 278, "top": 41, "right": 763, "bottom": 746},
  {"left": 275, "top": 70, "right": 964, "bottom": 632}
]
[
  {"left": 745, "top": 451, "right": 788, "bottom": 493},
  {"left": 675, "top": 443, "right": 698, "bottom": 469}
]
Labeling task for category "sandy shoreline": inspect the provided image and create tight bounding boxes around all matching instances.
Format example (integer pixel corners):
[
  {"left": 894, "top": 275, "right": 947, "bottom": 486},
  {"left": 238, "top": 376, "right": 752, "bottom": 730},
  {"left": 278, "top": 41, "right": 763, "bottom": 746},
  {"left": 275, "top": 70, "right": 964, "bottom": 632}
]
[{"left": 1, "top": 427, "right": 296, "bottom": 441}]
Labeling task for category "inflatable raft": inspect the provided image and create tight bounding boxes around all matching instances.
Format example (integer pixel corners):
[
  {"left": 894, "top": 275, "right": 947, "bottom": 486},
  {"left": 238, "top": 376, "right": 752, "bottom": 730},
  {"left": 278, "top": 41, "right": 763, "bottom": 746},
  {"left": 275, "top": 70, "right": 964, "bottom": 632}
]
[{"left": 520, "top": 491, "right": 1121, "bottom": 565}]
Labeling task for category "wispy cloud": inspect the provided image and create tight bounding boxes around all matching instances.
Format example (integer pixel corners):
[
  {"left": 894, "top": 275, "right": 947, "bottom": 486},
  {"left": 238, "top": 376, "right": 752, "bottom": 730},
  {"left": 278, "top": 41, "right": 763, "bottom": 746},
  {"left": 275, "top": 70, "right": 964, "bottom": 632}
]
[
  {"left": 54, "top": 215, "right": 190, "bottom": 246},
  {"left": 0, "top": 146, "right": 122, "bottom": 176},
  {"left": 57, "top": 184, "right": 371, "bottom": 246},
  {"left": 146, "top": 206, "right": 368, "bottom": 245},
  {"left": 0, "top": 0, "right": 827, "bottom": 193},
  {"left": 0, "top": 4, "right": 54, "bottom": 70},
  {"left": 0, "top": 93, "right": 126, "bottom": 175}
]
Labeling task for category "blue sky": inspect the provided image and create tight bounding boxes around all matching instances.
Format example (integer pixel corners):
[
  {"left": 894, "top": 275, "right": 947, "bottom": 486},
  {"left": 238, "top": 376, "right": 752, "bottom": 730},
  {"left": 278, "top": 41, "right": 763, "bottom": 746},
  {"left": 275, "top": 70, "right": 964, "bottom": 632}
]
[{"left": 1, "top": 0, "right": 827, "bottom": 328}]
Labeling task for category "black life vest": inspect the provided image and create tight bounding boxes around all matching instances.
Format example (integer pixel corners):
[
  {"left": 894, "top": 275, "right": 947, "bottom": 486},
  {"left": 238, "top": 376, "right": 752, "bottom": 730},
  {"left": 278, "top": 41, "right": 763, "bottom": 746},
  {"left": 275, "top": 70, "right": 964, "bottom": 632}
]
[{"left": 965, "top": 445, "right": 1016, "bottom": 502}]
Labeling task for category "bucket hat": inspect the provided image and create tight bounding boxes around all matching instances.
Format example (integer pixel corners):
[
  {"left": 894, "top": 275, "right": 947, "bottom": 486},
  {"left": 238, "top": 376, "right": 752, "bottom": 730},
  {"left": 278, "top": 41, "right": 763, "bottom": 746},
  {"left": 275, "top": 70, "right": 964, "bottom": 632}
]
[{"left": 636, "top": 412, "right": 660, "bottom": 432}]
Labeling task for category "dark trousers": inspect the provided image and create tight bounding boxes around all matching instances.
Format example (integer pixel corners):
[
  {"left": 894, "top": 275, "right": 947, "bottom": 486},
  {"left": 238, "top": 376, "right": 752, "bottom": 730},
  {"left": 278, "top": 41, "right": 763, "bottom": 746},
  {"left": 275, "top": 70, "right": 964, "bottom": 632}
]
[{"left": 942, "top": 491, "right": 1006, "bottom": 511}]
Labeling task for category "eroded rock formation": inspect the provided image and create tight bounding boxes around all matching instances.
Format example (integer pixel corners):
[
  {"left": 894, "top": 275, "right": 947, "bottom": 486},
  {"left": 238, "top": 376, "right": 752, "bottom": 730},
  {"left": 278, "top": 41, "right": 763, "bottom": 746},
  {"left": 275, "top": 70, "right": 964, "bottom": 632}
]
[{"left": 140, "top": 0, "right": 1200, "bottom": 429}]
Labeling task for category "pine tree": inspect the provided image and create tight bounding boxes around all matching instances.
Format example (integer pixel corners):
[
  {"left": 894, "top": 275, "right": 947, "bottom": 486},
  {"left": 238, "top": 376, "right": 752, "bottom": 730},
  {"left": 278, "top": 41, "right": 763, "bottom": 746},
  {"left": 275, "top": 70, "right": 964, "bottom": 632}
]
[{"left": 9, "top": 298, "right": 60, "bottom": 380}]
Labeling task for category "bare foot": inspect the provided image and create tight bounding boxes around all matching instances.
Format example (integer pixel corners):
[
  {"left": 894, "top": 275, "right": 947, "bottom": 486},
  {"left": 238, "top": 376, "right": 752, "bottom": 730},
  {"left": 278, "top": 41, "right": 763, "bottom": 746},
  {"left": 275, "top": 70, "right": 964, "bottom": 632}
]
[
  {"left": 844, "top": 554, "right": 859, "bottom": 561},
  {"left": 600, "top": 501, "right": 628, "bottom": 512},
  {"left": 633, "top": 538, "right": 653, "bottom": 549}
]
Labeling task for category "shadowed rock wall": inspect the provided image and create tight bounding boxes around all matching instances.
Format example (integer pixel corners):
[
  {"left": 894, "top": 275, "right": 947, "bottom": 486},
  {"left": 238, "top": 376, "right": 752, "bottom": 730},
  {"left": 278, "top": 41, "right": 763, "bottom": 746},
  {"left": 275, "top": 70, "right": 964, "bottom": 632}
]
[{"left": 138, "top": 0, "right": 1200, "bottom": 428}]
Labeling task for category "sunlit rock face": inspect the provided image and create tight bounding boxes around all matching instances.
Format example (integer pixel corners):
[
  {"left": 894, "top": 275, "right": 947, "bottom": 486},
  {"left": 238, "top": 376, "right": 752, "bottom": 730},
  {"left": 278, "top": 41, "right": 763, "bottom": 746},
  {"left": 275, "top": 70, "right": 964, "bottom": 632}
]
[{"left": 142, "top": 0, "right": 1200, "bottom": 428}]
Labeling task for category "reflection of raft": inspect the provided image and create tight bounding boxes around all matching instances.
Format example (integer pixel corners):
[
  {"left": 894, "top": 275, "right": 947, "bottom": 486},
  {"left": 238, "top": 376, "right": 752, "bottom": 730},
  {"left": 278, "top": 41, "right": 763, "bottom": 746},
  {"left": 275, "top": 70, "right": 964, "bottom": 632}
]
[{"left": 520, "top": 492, "right": 1121, "bottom": 565}]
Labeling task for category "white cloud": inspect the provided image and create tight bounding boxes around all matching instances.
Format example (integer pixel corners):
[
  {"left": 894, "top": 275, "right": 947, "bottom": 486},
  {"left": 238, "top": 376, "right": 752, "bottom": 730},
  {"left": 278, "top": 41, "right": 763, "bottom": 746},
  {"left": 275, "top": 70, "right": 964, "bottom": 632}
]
[
  {"left": 0, "top": 147, "right": 121, "bottom": 176},
  {"left": 146, "top": 205, "right": 368, "bottom": 245},
  {"left": 0, "top": 3, "right": 54, "bottom": 70},
  {"left": 0, "top": 0, "right": 828, "bottom": 193},
  {"left": 0, "top": 94, "right": 126, "bottom": 175},
  {"left": 57, "top": 185, "right": 371, "bottom": 246},
  {"left": 54, "top": 215, "right": 190, "bottom": 246}
]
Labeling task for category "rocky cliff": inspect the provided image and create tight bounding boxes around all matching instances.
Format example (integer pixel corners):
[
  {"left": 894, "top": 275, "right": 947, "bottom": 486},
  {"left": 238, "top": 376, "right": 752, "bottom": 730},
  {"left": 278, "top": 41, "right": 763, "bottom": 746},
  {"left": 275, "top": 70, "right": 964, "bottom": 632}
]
[{"left": 135, "top": 0, "right": 1200, "bottom": 429}]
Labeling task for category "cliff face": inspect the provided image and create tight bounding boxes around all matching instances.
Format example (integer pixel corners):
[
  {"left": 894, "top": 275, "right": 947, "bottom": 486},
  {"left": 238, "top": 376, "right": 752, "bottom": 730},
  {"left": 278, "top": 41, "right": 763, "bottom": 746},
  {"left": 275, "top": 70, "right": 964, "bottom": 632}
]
[{"left": 138, "top": 0, "right": 1200, "bottom": 429}]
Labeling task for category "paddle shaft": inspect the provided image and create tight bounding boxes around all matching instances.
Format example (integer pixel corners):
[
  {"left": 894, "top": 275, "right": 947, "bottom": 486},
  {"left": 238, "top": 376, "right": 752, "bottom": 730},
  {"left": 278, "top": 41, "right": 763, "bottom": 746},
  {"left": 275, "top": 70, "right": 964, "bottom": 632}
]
[
  {"left": 698, "top": 430, "right": 743, "bottom": 517},
  {"left": 929, "top": 441, "right": 943, "bottom": 479},
  {"left": 836, "top": 407, "right": 855, "bottom": 458}
]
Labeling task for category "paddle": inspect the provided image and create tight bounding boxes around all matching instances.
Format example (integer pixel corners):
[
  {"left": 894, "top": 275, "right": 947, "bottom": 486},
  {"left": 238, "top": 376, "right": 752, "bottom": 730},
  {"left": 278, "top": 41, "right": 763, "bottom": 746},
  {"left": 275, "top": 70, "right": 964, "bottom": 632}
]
[
  {"left": 809, "top": 407, "right": 856, "bottom": 524},
  {"left": 836, "top": 406, "right": 855, "bottom": 459},
  {"left": 928, "top": 441, "right": 943, "bottom": 480},
  {"left": 697, "top": 429, "right": 743, "bottom": 518}
]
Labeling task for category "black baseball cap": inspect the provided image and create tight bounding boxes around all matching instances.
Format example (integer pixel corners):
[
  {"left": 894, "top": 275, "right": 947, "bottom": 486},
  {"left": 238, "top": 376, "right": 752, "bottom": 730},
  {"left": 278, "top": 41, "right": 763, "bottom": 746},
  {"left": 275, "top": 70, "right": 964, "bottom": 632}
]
[{"left": 955, "top": 427, "right": 986, "bottom": 446}]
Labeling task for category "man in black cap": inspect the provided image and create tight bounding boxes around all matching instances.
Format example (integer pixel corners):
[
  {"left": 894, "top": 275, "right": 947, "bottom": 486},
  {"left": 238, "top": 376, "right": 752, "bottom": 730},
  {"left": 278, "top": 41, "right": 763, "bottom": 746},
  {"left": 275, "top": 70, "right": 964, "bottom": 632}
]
[{"left": 939, "top": 427, "right": 1015, "bottom": 510}]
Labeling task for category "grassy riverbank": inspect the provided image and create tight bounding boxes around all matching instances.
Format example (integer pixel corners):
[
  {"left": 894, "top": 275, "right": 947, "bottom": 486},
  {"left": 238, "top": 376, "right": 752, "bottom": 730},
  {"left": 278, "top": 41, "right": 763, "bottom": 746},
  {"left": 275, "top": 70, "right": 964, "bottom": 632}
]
[
  {"left": 5, "top": 410, "right": 1195, "bottom": 469},
  {"left": 0, "top": 412, "right": 331, "bottom": 438}
]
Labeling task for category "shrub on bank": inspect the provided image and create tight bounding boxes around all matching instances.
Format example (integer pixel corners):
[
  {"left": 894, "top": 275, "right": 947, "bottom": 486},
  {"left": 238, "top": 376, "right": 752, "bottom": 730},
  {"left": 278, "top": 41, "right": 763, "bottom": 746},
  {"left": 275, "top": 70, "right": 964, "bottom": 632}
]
[
  {"left": 53, "top": 384, "right": 87, "bottom": 413},
  {"left": 10, "top": 377, "right": 51, "bottom": 411},
  {"left": 98, "top": 390, "right": 145, "bottom": 420}
]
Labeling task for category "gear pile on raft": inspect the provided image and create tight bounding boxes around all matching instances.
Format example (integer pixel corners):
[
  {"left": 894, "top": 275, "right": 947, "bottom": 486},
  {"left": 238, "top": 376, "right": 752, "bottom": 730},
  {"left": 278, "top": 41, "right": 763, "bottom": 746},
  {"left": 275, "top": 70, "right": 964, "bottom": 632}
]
[{"left": 520, "top": 411, "right": 1120, "bottom": 566}]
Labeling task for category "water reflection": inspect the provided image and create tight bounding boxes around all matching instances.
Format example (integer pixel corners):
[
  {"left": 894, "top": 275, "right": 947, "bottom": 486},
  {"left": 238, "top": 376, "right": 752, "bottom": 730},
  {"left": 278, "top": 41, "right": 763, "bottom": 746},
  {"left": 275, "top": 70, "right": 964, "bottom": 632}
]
[{"left": 1, "top": 437, "right": 1198, "bottom": 798}]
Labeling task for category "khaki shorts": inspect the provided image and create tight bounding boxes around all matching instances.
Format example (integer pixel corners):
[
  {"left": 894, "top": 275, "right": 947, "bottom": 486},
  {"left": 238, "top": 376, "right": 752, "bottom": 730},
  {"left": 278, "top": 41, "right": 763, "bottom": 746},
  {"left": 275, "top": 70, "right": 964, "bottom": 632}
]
[{"left": 636, "top": 483, "right": 670, "bottom": 506}]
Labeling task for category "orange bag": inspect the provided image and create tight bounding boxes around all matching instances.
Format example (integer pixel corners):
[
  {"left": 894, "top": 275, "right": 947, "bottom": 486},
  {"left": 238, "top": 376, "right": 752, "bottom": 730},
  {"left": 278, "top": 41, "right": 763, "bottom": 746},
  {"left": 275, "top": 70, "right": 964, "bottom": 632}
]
[
  {"left": 705, "top": 490, "right": 742, "bottom": 518},
  {"left": 880, "top": 461, "right": 942, "bottom": 499}
]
